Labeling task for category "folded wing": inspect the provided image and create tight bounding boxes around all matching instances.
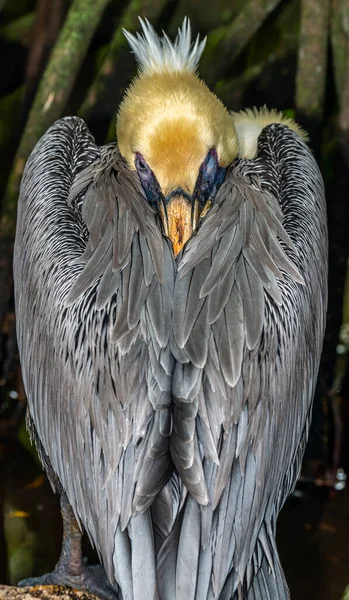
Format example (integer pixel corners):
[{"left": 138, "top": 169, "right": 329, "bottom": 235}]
[
  {"left": 169, "top": 124, "right": 327, "bottom": 599},
  {"left": 14, "top": 117, "right": 175, "bottom": 597}
]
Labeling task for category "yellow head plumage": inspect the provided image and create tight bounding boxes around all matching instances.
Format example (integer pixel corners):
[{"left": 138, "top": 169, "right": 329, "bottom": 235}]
[
  {"left": 117, "top": 18, "right": 238, "bottom": 254},
  {"left": 117, "top": 18, "right": 238, "bottom": 196}
]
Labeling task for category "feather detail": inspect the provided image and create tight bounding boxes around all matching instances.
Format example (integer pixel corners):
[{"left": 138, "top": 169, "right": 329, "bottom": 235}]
[
  {"left": 176, "top": 497, "right": 201, "bottom": 599},
  {"left": 123, "top": 17, "right": 206, "bottom": 75},
  {"left": 130, "top": 511, "right": 157, "bottom": 600}
]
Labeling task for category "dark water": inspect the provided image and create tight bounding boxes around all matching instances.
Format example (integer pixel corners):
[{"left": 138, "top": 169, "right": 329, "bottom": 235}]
[{"left": 278, "top": 485, "right": 349, "bottom": 599}]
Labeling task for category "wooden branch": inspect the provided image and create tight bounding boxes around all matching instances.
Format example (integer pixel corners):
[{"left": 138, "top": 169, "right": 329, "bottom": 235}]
[
  {"left": 0, "top": 586, "right": 99, "bottom": 600},
  {"left": 331, "top": 0, "right": 349, "bottom": 102},
  {"left": 79, "top": 0, "right": 167, "bottom": 125},
  {"left": 25, "top": 0, "right": 67, "bottom": 103},
  {"left": 0, "top": 0, "right": 110, "bottom": 238},
  {"left": 318, "top": 17, "right": 349, "bottom": 392},
  {"left": 200, "top": 0, "right": 283, "bottom": 85},
  {"left": 337, "top": 24, "right": 349, "bottom": 160},
  {"left": 295, "top": 0, "right": 330, "bottom": 125}
]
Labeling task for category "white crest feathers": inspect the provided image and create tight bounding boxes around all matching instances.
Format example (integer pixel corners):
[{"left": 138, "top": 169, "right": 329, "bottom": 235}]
[{"left": 123, "top": 17, "right": 206, "bottom": 75}]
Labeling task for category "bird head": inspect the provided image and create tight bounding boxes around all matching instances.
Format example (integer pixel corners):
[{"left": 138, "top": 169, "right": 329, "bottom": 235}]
[{"left": 117, "top": 18, "right": 238, "bottom": 256}]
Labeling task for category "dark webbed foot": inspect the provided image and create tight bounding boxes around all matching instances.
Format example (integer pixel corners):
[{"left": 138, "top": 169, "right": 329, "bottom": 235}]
[{"left": 18, "top": 494, "right": 117, "bottom": 600}]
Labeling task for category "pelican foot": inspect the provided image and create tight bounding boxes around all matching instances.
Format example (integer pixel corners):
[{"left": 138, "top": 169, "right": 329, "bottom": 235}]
[{"left": 18, "top": 564, "right": 117, "bottom": 600}]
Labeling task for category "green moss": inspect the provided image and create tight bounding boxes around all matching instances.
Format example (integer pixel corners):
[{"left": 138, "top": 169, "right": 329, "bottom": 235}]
[
  {"left": 275, "top": 0, "right": 300, "bottom": 43},
  {"left": 331, "top": 0, "right": 349, "bottom": 99},
  {"left": 282, "top": 108, "right": 296, "bottom": 120},
  {"left": 201, "top": 26, "right": 227, "bottom": 63},
  {"left": 295, "top": 0, "right": 330, "bottom": 119},
  {"left": 1, "top": 0, "right": 33, "bottom": 22},
  {"left": 0, "top": 12, "right": 34, "bottom": 44},
  {"left": 342, "top": 585, "right": 349, "bottom": 600},
  {"left": 221, "top": 8, "right": 234, "bottom": 22}
]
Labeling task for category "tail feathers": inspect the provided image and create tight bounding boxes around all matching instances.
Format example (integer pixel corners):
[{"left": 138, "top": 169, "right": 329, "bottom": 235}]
[
  {"left": 214, "top": 531, "right": 289, "bottom": 600},
  {"left": 156, "top": 491, "right": 201, "bottom": 600},
  {"left": 113, "top": 511, "right": 157, "bottom": 600},
  {"left": 175, "top": 496, "right": 201, "bottom": 600},
  {"left": 130, "top": 512, "right": 157, "bottom": 600},
  {"left": 112, "top": 473, "right": 288, "bottom": 600},
  {"left": 157, "top": 517, "right": 182, "bottom": 600},
  {"left": 244, "top": 554, "right": 289, "bottom": 600},
  {"left": 113, "top": 526, "right": 133, "bottom": 599}
]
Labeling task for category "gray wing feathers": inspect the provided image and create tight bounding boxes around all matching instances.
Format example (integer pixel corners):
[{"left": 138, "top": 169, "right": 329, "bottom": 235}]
[
  {"left": 15, "top": 117, "right": 326, "bottom": 600},
  {"left": 14, "top": 117, "right": 174, "bottom": 599},
  {"left": 66, "top": 141, "right": 175, "bottom": 516},
  {"left": 170, "top": 124, "right": 327, "bottom": 598},
  {"left": 171, "top": 166, "right": 306, "bottom": 507}
]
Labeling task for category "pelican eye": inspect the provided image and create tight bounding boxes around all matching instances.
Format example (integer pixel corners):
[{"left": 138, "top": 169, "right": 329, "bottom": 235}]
[
  {"left": 202, "top": 148, "right": 218, "bottom": 180},
  {"left": 135, "top": 153, "right": 152, "bottom": 179},
  {"left": 135, "top": 152, "right": 163, "bottom": 210},
  {"left": 194, "top": 147, "right": 226, "bottom": 211}
]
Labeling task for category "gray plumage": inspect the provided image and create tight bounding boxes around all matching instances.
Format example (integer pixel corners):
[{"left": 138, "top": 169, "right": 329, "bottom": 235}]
[{"left": 14, "top": 117, "right": 327, "bottom": 599}]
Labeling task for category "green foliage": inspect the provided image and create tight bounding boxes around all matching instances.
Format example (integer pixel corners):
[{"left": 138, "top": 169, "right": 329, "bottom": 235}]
[
  {"left": 4, "top": 501, "right": 37, "bottom": 585},
  {"left": 1, "top": 0, "right": 34, "bottom": 23},
  {"left": 0, "top": 12, "right": 34, "bottom": 44}
]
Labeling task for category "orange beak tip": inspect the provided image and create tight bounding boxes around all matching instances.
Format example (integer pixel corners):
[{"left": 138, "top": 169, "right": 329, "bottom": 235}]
[{"left": 164, "top": 195, "right": 195, "bottom": 256}]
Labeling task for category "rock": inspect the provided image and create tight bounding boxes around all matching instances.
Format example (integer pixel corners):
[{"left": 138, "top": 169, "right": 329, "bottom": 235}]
[{"left": 0, "top": 585, "right": 100, "bottom": 600}]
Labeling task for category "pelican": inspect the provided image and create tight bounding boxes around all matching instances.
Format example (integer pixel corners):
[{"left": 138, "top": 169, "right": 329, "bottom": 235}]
[{"left": 14, "top": 18, "right": 327, "bottom": 600}]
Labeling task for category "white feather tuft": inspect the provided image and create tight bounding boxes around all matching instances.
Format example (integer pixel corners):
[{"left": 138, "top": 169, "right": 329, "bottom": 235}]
[
  {"left": 123, "top": 17, "right": 206, "bottom": 75},
  {"left": 232, "top": 106, "right": 309, "bottom": 159}
]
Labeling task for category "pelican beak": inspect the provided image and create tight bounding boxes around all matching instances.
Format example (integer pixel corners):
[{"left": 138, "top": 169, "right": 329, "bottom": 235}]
[{"left": 160, "top": 195, "right": 199, "bottom": 256}]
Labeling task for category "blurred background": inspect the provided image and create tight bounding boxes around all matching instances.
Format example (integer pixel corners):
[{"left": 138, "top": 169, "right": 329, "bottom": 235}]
[{"left": 0, "top": 0, "right": 348, "bottom": 598}]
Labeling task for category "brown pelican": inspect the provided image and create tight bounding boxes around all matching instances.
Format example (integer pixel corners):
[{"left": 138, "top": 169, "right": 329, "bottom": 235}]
[{"left": 14, "top": 18, "right": 327, "bottom": 600}]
